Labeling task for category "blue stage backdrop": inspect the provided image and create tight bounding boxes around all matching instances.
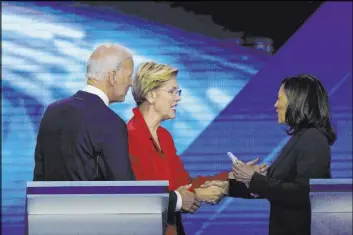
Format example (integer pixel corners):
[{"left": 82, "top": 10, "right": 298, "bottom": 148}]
[{"left": 1, "top": 1, "right": 352, "bottom": 235}]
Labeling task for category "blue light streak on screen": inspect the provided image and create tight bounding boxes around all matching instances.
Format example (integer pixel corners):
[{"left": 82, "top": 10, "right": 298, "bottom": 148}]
[
  {"left": 3, "top": 1, "right": 351, "bottom": 235},
  {"left": 180, "top": 2, "right": 352, "bottom": 234},
  {"left": 1, "top": 2, "right": 270, "bottom": 234}
]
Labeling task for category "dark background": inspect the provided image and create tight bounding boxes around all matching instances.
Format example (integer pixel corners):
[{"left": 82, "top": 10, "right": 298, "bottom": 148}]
[
  {"left": 169, "top": 1, "right": 324, "bottom": 50},
  {"left": 2, "top": 2, "right": 351, "bottom": 235},
  {"left": 79, "top": 1, "right": 324, "bottom": 52}
]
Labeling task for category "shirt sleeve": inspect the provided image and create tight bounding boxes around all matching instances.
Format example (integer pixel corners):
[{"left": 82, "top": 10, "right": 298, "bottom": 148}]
[{"left": 174, "top": 190, "right": 183, "bottom": 211}]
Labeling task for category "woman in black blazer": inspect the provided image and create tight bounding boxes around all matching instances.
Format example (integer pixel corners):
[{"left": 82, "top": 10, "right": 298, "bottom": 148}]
[{"left": 204, "top": 74, "right": 336, "bottom": 235}]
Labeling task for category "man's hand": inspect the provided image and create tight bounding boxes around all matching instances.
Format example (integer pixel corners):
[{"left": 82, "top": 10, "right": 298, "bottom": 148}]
[
  {"left": 176, "top": 184, "right": 201, "bottom": 213},
  {"left": 198, "top": 181, "right": 229, "bottom": 204}
]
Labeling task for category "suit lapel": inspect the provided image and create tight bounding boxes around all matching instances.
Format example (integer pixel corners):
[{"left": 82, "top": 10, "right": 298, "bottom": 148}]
[{"left": 268, "top": 129, "right": 307, "bottom": 177}]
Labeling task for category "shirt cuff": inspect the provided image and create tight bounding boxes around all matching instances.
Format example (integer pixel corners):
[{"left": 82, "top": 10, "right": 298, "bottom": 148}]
[{"left": 174, "top": 190, "right": 182, "bottom": 212}]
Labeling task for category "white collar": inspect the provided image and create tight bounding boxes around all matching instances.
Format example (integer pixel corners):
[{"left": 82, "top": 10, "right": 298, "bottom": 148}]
[{"left": 82, "top": 85, "right": 109, "bottom": 106}]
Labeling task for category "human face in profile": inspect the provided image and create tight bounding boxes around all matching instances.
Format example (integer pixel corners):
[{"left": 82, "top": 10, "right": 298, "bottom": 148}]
[
  {"left": 274, "top": 85, "right": 288, "bottom": 124},
  {"left": 111, "top": 58, "right": 134, "bottom": 102},
  {"left": 153, "top": 76, "right": 182, "bottom": 121}
]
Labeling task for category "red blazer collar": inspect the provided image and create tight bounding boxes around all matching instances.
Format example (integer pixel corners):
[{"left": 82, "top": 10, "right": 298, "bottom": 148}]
[{"left": 132, "top": 107, "right": 163, "bottom": 139}]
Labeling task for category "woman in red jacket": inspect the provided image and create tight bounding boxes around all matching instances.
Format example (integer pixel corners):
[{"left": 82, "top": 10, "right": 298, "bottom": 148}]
[{"left": 127, "top": 61, "right": 229, "bottom": 235}]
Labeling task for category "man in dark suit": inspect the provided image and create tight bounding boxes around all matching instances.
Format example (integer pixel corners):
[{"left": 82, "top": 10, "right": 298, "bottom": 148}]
[
  {"left": 33, "top": 43, "right": 136, "bottom": 181},
  {"left": 33, "top": 43, "right": 197, "bottom": 234}
]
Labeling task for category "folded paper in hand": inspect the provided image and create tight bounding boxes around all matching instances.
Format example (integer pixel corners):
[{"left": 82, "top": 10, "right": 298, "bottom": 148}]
[{"left": 227, "top": 152, "right": 240, "bottom": 165}]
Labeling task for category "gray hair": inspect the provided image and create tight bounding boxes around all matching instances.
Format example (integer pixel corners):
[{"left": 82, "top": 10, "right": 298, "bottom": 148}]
[{"left": 86, "top": 43, "right": 133, "bottom": 81}]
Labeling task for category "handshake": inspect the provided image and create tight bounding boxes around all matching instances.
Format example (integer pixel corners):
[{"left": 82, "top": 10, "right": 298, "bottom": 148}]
[
  {"left": 175, "top": 155, "right": 269, "bottom": 213},
  {"left": 175, "top": 182, "right": 229, "bottom": 214}
]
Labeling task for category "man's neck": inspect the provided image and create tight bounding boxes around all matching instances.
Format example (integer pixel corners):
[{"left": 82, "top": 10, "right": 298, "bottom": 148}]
[{"left": 82, "top": 84, "right": 110, "bottom": 106}]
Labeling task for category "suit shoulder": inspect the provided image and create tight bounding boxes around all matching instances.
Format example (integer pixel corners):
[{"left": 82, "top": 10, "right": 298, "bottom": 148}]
[
  {"left": 300, "top": 128, "right": 329, "bottom": 146},
  {"left": 105, "top": 109, "right": 127, "bottom": 128},
  {"left": 45, "top": 96, "right": 77, "bottom": 112},
  {"left": 115, "top": 114, "right": 127, "bottom": 127},
  {"left": 41, "top": 97, "right": 74, "bottom": 116}
]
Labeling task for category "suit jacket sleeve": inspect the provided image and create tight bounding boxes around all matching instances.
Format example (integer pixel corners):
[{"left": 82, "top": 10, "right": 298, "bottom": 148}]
[
  {"left": 122, "top": 123, "right": 136, "bottom": 181},
  {"left": 228, "top": 179, "right": 253, "bottom": 198},
  {"left": 167, "top": 191, "right": 178, "bottom": 225},
  {"left": 33, "top": 108, "right": 49, "bottom": 181},
  {"left": 116, "top": 122, "right": 135, "bottom": 181},
  {"left": 249, "top": 130, "right": 331, "bottom": 206},
  {"left": 33, "top": 140, "right": 45, "bottom": 181},
  {"left": 100, "top": 120, "right": 135, "bottom": 181}
]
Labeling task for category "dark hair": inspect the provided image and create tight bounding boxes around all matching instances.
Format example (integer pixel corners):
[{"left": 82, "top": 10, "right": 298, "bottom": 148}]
[{"left": 281, "top": 74, "right": 336, "bottom": 145}]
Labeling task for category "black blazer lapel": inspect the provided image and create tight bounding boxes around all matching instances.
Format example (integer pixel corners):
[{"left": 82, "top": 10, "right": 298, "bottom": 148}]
[{"left": 268, "top": 132, "right": 303, "bottom": 177}]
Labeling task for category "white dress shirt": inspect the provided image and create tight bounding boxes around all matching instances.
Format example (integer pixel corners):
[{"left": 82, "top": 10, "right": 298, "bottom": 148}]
[
  {"left": 82, "top": 85, "right": 183, "bottom": 211},
  {"left": 82, "top": 85, "right": 109, "bottom": 106},
  {"left": 175, "top": 190, "right": 182, "bottom": 211}
]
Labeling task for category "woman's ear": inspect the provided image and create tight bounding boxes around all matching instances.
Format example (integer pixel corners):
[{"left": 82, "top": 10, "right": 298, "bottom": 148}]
[{"left": 146, "top": 90, "right": 156, "bottom": 104}]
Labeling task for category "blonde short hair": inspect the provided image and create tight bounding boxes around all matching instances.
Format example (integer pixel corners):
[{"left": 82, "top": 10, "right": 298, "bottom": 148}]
[{"left": 132, "top": 61, "right": 178, "bottom": 106}]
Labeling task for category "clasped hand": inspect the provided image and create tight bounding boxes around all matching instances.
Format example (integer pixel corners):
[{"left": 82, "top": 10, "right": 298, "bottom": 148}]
[
  {"left": 175, "top": 182, "right": 228, "bottom": 213},
  {"left": 176, "top": 158, "right": 268, "bottom": 209},
  {"left": 176, "top": 184, "right": 201, "bottom": 213},
  {"left": 198, "top": 157, "right": 269, "bottom": 203},
  {"left": 195, "top": 181, "right": 229, "bottom": 204}
]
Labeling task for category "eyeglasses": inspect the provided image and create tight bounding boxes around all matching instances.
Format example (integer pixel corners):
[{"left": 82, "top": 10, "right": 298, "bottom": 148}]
[{"left": 158, "top": 88, "right": 182, "bottom": 97}]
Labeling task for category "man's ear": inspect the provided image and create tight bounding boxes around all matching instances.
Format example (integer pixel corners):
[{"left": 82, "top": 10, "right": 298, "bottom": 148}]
[{"left": 108, "top": 71, "right": 116, "bottom": 87}]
